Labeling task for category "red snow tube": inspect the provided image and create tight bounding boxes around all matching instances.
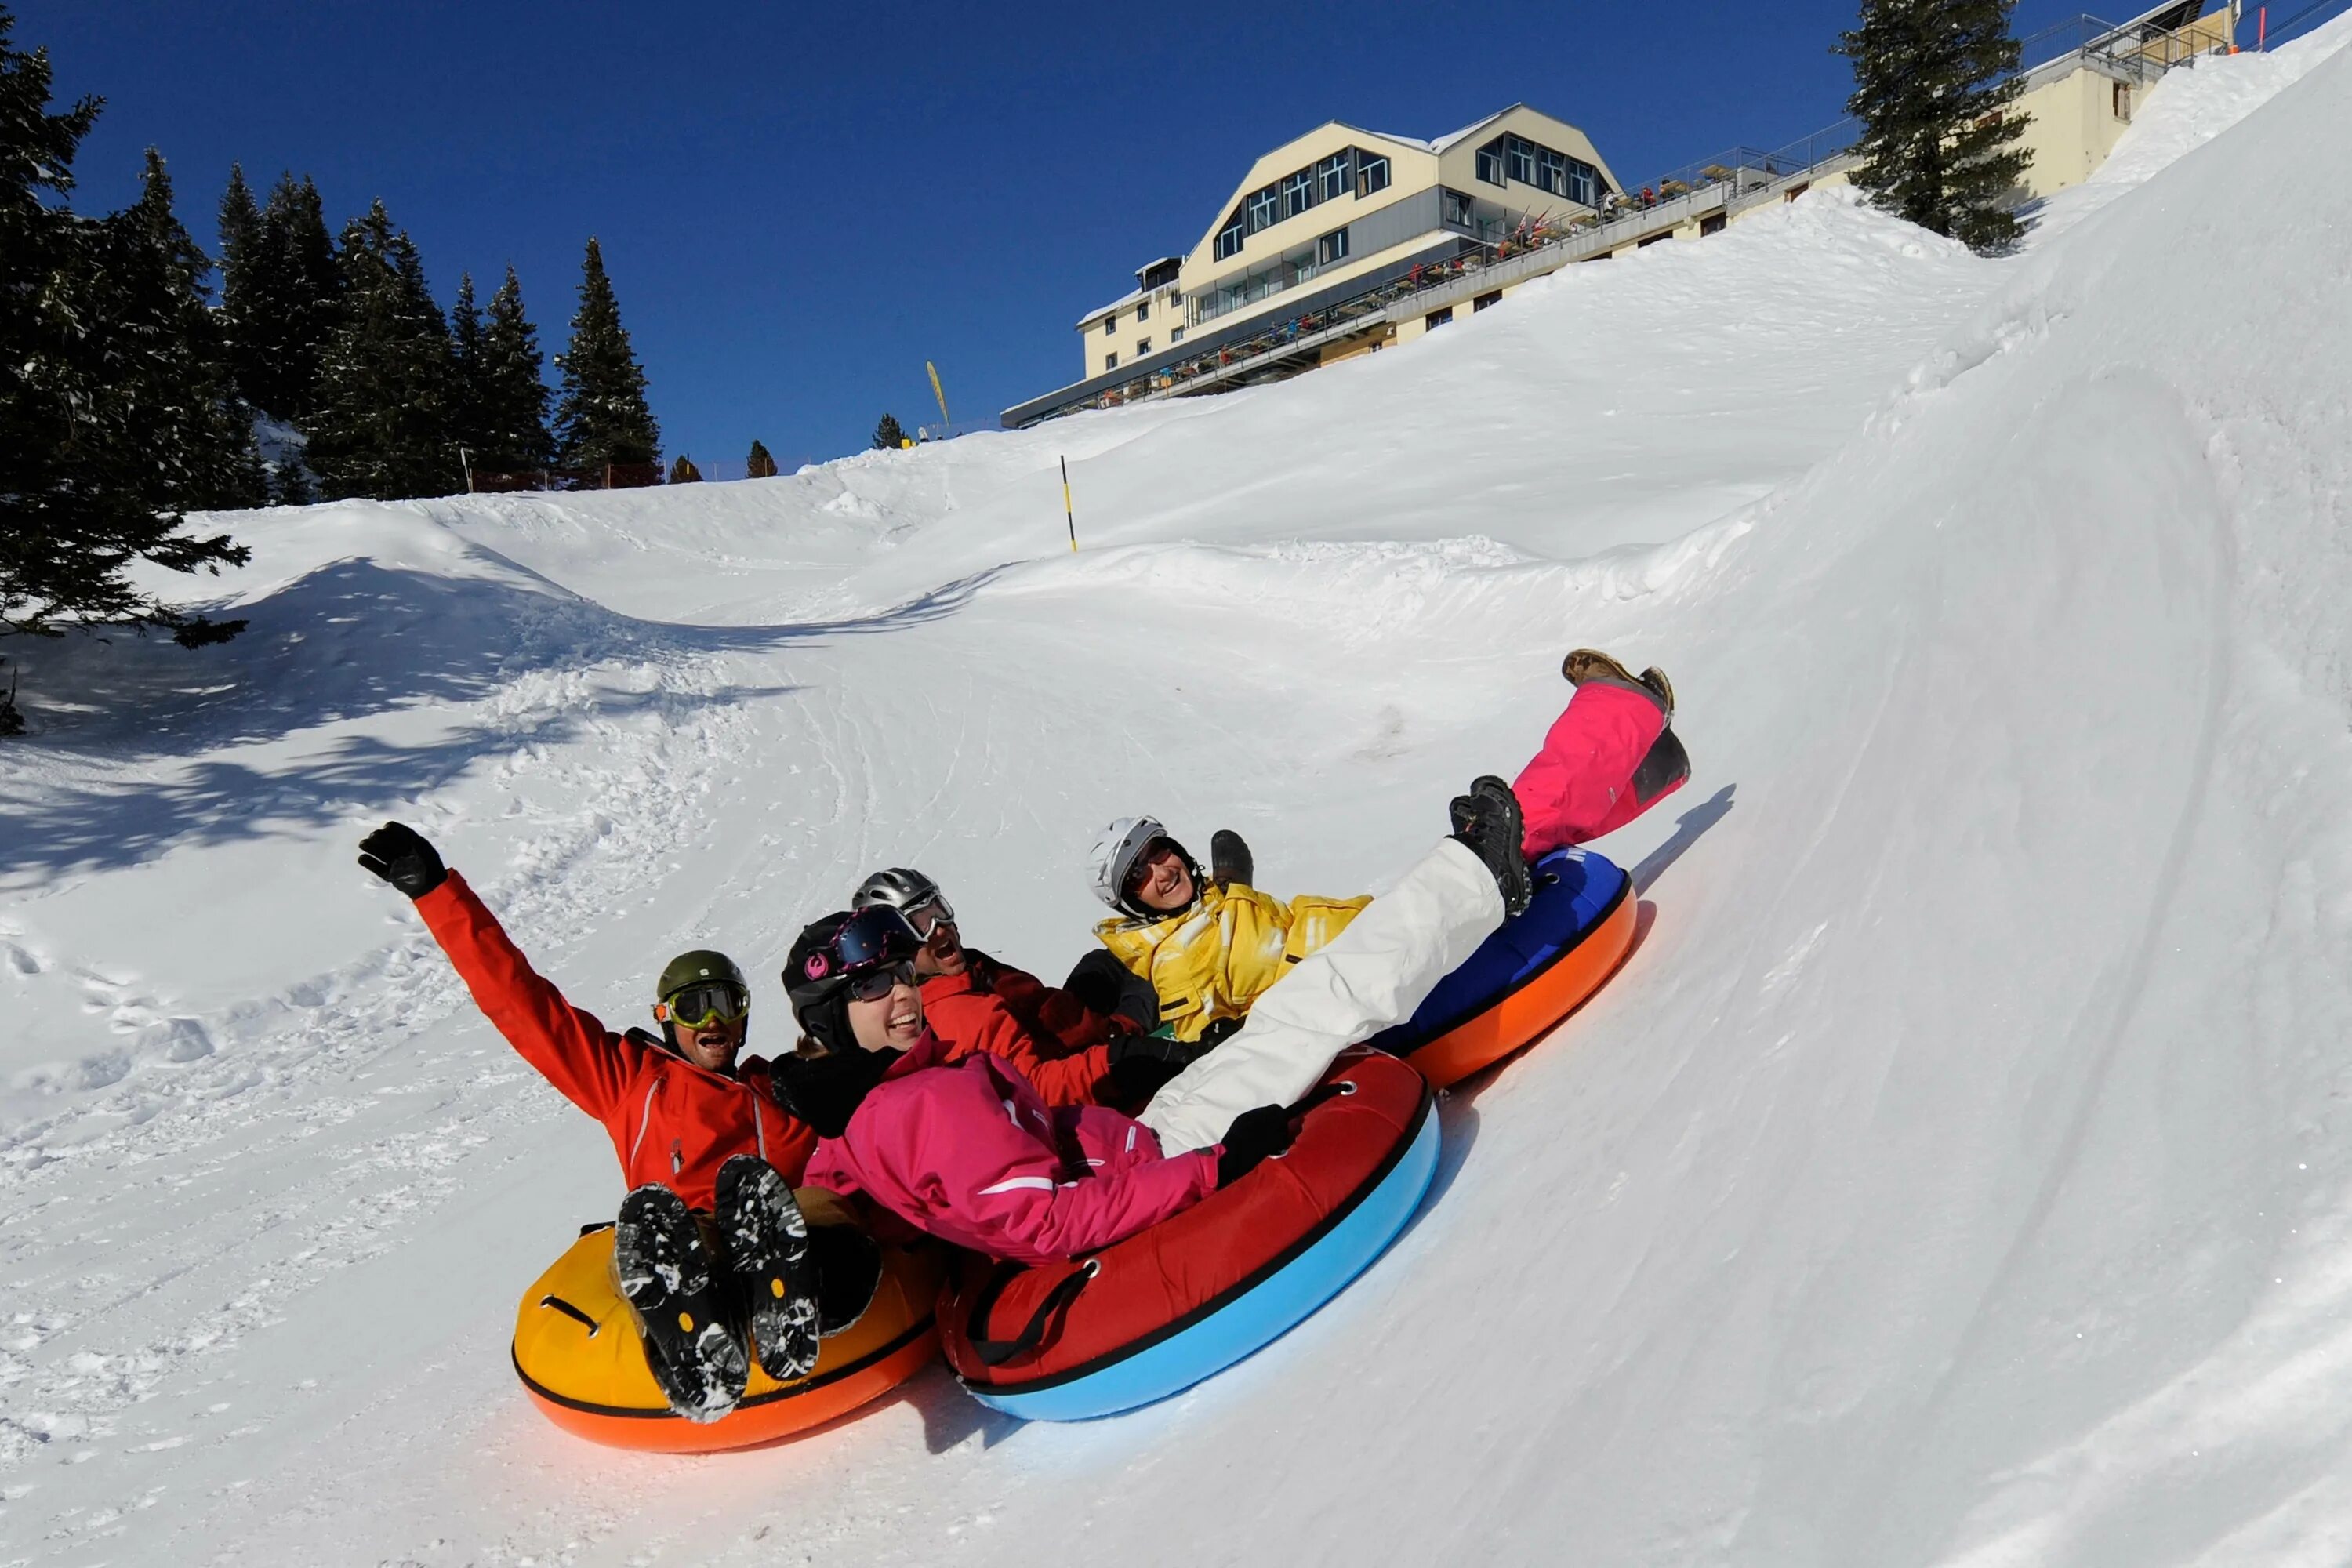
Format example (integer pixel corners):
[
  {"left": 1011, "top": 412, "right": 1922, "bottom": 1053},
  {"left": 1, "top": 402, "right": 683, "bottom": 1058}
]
[{"left": 942, "top": 1049, "right": 1430, "bottom": 1407}]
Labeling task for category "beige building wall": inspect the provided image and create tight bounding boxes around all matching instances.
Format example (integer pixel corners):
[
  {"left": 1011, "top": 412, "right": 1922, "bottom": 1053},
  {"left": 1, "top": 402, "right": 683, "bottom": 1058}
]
[
  {"left": 1073, "top": 106, "right": 1620, "bottom": 376},
  {"left": 2010, "top": 65, "right": 2142, "bottom": 197},
  {"left": 1076, "top": 271, "right": 1184, "bottom": 380}
]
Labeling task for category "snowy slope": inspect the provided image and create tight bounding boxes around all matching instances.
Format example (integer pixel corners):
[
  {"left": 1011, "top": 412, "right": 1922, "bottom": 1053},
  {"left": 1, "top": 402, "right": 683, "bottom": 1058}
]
[{"left": 5, "top": 22, "right": 2351, "bottom": 1565}]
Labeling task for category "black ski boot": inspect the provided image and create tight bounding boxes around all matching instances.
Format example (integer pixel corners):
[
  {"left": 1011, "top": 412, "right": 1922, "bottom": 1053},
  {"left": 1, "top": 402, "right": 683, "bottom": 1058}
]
[
  {"left": 713, "top": 1155, "right": 821, "bottom": 1381},
  {"left": 1210, "top": 829, "right": 1254, "bottom": 890},
  {"left": 1450, "top": 775, "right": 1532, "bottom": 916},
  {"left": 613, "top": 1184, "right": 747, "bottom": 1421}
]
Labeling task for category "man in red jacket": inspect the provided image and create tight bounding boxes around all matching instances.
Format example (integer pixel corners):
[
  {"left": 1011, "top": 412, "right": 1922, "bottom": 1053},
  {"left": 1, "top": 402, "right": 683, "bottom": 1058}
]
[
  {"left": 356, "top": 822, "right": 874, "bottom": 1424},
  {"left": 847, "top": 866, "right": 1200, "bottom": 1108}
]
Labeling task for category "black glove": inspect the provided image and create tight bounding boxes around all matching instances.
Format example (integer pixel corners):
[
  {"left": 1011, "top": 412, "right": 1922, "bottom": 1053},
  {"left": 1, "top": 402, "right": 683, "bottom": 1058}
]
[
  {"left": 357, "top": 821, "right": 447, "bottom": 899},
  {"left": 1196, "top": 1015, "right": 1244, "bottom": 1050},
  {"left": 1105, "top": 1031, "right": 1200, "bottom": 1103},
  {"left": 1215, "top": 1104, "right": 1294, "bottom": 1188},
  {"left": 1210, "top": 828, "right": 1254, "bottom": 889},
  {"left": 1065, "top": 949, "right": 1161, "bottom": 1033}
]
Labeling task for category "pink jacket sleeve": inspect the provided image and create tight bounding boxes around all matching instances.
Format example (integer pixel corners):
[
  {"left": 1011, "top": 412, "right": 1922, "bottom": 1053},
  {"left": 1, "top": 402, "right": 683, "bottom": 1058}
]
[{"left": 873, "top": 1075, "right": 1219, "bottom": 1265}]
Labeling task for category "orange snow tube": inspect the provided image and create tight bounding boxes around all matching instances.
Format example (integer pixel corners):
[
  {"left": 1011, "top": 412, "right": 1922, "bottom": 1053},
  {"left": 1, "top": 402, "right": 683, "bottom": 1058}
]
[
  {"left": 1369, "top": 848, "right": 1638, "bottom": 1090},
  {"left": 510, "top": 1191, "right": 944, "bottom": 1454}
]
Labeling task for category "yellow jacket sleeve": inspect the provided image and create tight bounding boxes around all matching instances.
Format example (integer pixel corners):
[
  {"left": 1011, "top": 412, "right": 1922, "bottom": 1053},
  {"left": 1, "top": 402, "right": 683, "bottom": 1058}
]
[{"left": 1095, "top": 884, "right": 1370, "bottom": 1043}]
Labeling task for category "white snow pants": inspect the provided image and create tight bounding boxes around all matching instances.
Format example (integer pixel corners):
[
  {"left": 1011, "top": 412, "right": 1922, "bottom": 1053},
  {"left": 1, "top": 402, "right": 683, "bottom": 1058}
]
[{"left": 1137, "top": 837, "right": 1505, "bottom": 1154}]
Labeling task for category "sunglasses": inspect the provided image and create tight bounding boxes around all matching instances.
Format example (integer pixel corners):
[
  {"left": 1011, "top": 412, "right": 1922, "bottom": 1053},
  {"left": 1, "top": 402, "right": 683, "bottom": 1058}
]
[
  {"left": 845, "top": 960, "right": 919, "bottom": 1004},
  {"left": 663, "top": 981, "right": 749, "bottom": 1030},
  {"left": 1123, "top": 839, "right": 1178, "bottom": 896}
]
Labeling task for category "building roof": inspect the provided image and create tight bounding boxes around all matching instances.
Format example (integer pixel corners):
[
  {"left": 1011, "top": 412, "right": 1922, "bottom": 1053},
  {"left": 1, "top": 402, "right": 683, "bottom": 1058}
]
[
  {"left": 1078, "top": 256, "right": 1186, "bottom": 328},
  {"left": 1076, "top": 285, "right": 1147, "bottom": 329}
]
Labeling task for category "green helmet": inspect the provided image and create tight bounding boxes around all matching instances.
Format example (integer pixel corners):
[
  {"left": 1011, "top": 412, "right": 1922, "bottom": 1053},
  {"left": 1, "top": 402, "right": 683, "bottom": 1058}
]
[{"left": 656, "top": 949, "right": 746, "bottom": 1004}]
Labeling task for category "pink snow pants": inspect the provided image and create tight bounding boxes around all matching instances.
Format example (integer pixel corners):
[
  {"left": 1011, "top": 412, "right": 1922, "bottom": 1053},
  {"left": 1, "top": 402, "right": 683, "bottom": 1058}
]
[{"left": 1512, "top": 680, "right": 1681, "bottom": 857}]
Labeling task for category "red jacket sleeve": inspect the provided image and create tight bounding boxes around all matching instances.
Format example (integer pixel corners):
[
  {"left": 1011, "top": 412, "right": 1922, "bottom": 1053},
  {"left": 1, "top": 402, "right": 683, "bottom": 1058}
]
[
  {"left": 413, "top": 871, "right": 644, "bottom": 1123},
  {"left": 964, "top": 1001, "right": 1114, "bottom": 1109}
]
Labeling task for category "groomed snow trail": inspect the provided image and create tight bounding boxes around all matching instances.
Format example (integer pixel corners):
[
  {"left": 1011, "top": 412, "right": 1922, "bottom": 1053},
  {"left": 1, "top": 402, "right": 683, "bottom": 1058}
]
[{"left": 4, "top": 26, "right": 2350, "bottom": 1565}]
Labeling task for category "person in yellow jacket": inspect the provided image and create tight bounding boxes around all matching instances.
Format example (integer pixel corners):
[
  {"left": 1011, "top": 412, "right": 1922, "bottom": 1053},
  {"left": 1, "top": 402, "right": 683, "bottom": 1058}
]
[{"left": 1087, "top": 817, "right": 1368, "bottom": 1044}]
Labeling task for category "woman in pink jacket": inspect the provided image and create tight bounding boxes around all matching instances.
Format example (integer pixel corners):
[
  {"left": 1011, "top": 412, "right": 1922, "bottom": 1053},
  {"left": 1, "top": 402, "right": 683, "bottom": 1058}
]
[{"left": 777, "top": 769, "right": 1537, "bottom": 1264}]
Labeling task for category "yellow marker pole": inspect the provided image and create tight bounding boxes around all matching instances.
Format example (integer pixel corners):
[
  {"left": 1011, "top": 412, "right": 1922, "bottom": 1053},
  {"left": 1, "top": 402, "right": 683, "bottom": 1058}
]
[
  {"left": 927, "top": 361, "right": 952, "bottom": 434},
  {"left": 1061, "top": 456, "right": 1077, "bottom": 551}
]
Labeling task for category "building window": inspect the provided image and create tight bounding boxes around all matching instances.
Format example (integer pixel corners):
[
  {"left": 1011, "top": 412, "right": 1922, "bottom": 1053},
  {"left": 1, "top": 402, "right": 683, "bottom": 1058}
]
[
  {"left": 1216, "top": 220, "right": 1244, "bottom": 260},
  {"left": 1282, "top": 169, "right": 1315, "bottom": 218},
  {"left": 1425, "top": 307, "right": 1454, "bottom": 329},
  {"left": 1700, "top": 212, "right": 1726, "bottom": 236},
  {"left": 1474, "top": 290, "right": 1501, "bottom": 311},
  {"left": 1104, "top": 316, "right": 1116, "bottom": 337},
  {"left": 1507, "top": 136, "right": 1536, "bottom": 185},
  {"left": 1476, "top": 140, "right": 1506, "bottom": 187},
  {"left": 1441, "top": 187, "right": 1475, "bottom": 228},
  {"left": 1317, "top": 228, "right": 1349, "bottom": 266},
  {"left": 1136, "top": 298, "right": 1149, "bottom": 322},
  {"left": 2113, "top": 81, "right": 2132, "bottom": 120},
  {"left": 1136, "top": 337, "right": 1151, "bottom": 354},
  {"left": 1316, "top": 152, "right": 1349, "bottom": 202},
  {"left": 1357, "top": 154, "right": 1390, "bottom": 197},
  {"left": 1247, "top": 186, "right": 1280, "bottom": 232},
  {"left": 1171, "top": 326, "right": 1185, "bottom": 343},
  {"left": 1105, "top": 351, "right": 1118, "bottom": 370}
]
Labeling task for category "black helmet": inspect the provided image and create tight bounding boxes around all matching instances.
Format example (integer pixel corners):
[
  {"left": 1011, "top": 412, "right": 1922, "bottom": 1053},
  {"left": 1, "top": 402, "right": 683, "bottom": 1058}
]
[{"left": 784, "top": 907, "right": 922, "bottom": 1054}]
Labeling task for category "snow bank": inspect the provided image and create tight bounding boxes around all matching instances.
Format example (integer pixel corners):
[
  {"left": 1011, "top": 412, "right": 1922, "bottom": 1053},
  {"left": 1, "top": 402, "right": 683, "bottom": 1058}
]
[{"left": 3, "top": 33, "right": 2350, "bottom": 1568}]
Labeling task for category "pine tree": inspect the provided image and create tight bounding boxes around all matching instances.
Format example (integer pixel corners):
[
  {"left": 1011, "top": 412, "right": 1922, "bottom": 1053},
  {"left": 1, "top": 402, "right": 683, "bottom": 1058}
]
[
  {"left": 238, "top": 171, "right": 340, "bottom": 419},
  {"left": 306, "top": 199, "right": 461, "bottom": 499},
  {"left": 746, "top": 438, "right": 777, "bottom": 479},
  {"left": 873, "top": 412, "right": 906, "bottom": 450},
  {"left": 1835, "top": 0, "right": 2033, "bottom": 253},
  {"left": 552, "top": 237, "right": 659, "bottom": 474},
  {"left": 216, "top": 162, "right": 263, "bottom": 401},
  {"left": 669, "top": 454, "right": 702, "bottom": 483},
  {"left": 0, "top": 9, "right": 248, "bottom": 710},
  {"left": 472, "top": 266, "right": 553, "bottom": 471},
  {"left": 85, "top": 149, "right": 266, "bottom": 511},
  {"left": 448, "top": 269, "right": 485, "bottom": 476}
]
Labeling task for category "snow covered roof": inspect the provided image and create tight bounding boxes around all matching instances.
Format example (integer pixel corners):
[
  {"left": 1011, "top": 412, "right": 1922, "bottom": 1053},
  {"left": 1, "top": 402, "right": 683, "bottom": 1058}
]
[
  {"left": 1077, "top": 256, "right": 1187, "bottom": 328},
  {"left": 1077, "top": 285, "right": 1148, "bottom": 328}
]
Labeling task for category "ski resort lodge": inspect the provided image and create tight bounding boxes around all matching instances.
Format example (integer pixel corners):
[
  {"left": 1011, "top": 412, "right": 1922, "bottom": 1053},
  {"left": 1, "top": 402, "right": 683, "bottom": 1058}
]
[{"left": 1000, "top": 1, "right": 2242, "bottom": 430}]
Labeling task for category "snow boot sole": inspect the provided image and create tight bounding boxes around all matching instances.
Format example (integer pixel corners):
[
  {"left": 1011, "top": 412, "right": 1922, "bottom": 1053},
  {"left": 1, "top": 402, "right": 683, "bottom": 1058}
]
[
  {"left": 1454, "top": 775, "right": 1533, "bottom": 917},
  {"left": 613, "top": 1184, "right": 747, "bottom": 1422},
  {"left": 1560, "top": 648, "right": 1638, "bottom": 688},
  {"left": 713, "top": 1156, "right": 821, "bottom": 1381}
]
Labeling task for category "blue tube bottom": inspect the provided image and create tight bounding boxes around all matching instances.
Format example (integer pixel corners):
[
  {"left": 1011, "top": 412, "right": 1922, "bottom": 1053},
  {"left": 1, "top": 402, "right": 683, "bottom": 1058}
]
[{"left": 964, "top": 1107, "right": 1442, "bottom": 1421}]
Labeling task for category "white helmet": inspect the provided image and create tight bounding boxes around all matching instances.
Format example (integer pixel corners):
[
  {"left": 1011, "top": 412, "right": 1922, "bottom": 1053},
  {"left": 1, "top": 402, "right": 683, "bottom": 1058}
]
[
  {"left": 852, "top": 866, "right": 946, "bottom": 917},
  {"left": 1089, "top": 815, "right": 1198, "bottom": 917}
]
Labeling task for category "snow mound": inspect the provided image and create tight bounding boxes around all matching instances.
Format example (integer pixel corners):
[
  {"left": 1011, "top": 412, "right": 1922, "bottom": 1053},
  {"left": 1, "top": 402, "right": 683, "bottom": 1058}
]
[{"left": 3, "top": 33, "right": 2350, "bottom": 1568}]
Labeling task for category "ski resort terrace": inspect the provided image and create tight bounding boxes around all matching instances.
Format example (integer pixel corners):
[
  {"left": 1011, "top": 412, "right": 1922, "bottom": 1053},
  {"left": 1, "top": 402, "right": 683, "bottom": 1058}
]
[{"left": 999, "top": 4, "right": 2243, "bottom": 431}]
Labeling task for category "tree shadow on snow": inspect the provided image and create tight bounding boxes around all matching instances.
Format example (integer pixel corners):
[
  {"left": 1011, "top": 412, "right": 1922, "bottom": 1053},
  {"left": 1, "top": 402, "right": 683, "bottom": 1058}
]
[{"left": 0, "top": 559, "right": 1004, "bottom": 879}]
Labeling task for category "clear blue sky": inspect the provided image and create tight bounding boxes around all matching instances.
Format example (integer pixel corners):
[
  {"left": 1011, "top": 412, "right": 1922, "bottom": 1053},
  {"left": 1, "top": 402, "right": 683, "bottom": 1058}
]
[{"left": 26, "top": 0, "right": 2230, "bottom": 471}]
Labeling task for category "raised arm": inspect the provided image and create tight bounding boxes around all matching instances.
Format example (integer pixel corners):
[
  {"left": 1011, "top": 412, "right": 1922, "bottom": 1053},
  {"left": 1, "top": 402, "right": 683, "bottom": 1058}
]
[{"left": 408, "top": 868, "right": 643, "bottom": 1122}]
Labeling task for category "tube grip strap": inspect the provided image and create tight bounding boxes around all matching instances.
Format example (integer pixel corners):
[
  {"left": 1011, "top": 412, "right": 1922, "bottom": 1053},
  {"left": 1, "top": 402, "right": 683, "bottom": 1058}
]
[{"left": 966, "top": 1259, "right": 1098, "bottom": 1367}]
